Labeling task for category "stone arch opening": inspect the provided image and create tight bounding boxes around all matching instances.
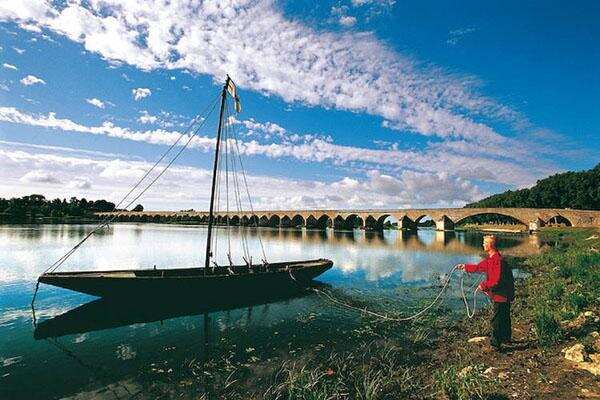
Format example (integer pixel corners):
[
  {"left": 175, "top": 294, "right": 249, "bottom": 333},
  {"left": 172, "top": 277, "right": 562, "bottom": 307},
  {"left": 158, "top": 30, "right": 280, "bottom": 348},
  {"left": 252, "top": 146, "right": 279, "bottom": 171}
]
[
  {"left": 268, "top": 215, "right": 280, "bottom": 228},
  {"left": 546, "top": 215, "right": 572, "bottom": 227},
  {"left": 280, "top": 215, "right": 292, "bottom": 228},
  {"left": 248, "top": 215, "right": 259, "bottom": 227},
  {"left": 306, "top": 215, "right": 318, "bottom": 229},
  {"left": 378, "top": 214, "right": 398, "bottom": 230},
  {"left": 333, "top": 215, "right": 346, "bottom": 230},
  {"left": 415, "top": 215, "right": 435, "bottom": 228},
  {"left": 364, "top": 215, "right": 379, "bottom": 230},
  {"left": 316, "top": 215, "right": 332, "bottom": 230},
  {"left": 345, "top": 214, "right": 364, "bottom": 230},
  {"left": 258, "top": 215, "right": 270, "bottom": 227},
  {"left": 455, "top": 213, "right": 527, "bottom": 228},
  {"left": 291, "top": 214, "right": 305, "bottom": 228},
  {"left": 229, "top": 215, "right": 240, "bottom": 226}
]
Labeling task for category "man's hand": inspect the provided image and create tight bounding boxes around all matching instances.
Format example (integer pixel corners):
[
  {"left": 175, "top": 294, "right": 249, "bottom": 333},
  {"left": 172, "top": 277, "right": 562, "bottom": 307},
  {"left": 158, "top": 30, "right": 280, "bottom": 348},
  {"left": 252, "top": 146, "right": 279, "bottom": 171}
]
[
  {"left": 477, "top": 283, "right": 485, "bottom": 291},
  {"left": 457, "top": 263, "right": 465, "bottom": 270}
]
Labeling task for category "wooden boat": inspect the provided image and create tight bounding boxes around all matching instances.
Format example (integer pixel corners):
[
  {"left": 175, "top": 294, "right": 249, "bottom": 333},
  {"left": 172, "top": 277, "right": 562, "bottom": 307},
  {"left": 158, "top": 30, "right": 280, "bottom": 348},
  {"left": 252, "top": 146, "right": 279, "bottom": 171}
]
[
  {"left": 39, "top": 259, "right": 332, "bottom": 299},
  {"left": 36, "top": 76, "right": 333, "bottom": 300}
]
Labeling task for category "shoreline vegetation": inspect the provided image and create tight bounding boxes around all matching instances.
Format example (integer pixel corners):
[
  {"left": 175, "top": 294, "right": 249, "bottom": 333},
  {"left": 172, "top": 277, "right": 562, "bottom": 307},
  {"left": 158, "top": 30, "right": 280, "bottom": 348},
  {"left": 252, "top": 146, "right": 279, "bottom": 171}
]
[{"left": 138, "top": 227, "right": 597, "bottom": 399}]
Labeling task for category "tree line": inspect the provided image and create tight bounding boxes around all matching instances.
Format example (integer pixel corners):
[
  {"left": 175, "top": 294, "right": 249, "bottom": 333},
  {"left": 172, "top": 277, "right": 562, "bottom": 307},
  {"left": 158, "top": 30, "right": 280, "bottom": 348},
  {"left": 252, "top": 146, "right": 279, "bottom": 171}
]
[
  {"left": 0, "top": 194, "right": 119, "bottom": 223},
  {"left": 466, "top": 163, "right": 600, "bottom": 210}
]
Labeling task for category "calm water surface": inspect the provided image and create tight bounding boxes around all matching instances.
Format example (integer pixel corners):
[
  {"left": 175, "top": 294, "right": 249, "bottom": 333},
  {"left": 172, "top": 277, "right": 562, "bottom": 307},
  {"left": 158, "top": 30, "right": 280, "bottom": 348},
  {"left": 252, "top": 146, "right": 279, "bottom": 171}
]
[{"left": 0, "top": 224, "right": 541, "bottom": 399}]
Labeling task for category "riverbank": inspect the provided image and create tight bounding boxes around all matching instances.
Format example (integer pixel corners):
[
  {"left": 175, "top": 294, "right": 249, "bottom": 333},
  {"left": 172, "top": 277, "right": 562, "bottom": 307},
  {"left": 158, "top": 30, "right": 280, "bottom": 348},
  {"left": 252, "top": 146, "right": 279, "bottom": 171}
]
[{"left": 158, "top": 227, "right": 598, "bottom": 399}]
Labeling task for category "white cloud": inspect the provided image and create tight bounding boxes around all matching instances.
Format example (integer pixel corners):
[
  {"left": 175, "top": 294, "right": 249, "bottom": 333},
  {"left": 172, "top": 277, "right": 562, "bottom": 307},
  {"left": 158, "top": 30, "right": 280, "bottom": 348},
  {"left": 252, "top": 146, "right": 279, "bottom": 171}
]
[
  {"left": 12, "top": 47, "right": 25, "bottom": 54},
  {"left": 19, "top": 170, "right": 61, "bottom": 184},
  {"left": 67, "top": 179, "right": 92, "bottom": 189},
  {"left": 132, "top": 87, "right": 151, "bottom": 101},
  {"left": 0, "top": 106, "right": 553, "bottom": 188},
  {"left": 0, "top": 0, "right": 524, "bottom": 143},
  {"left": 137, "top": 110, "right": 158, "bottom": 124},
  {"left": 20, "top": 74, "right": 45, "bottom": 85},
  {"left": 85, "top": 98, "right": 105, "bottom": 108},
  {"left": 2, "top": 63, "right": 17, "bottom": 70},
  {"left": 0, "top": 144, "right": 483, "bottom": 210},
  {"left": 339, "top": 15, "right": 357, "bottom": 27}
]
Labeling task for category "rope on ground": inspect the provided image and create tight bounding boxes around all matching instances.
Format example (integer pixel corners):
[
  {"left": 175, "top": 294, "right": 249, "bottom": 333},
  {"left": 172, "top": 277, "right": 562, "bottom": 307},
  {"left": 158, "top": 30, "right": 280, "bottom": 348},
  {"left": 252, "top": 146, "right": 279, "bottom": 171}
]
[{"left": 290, "top": 264, "right": 481, "bottom": 322}]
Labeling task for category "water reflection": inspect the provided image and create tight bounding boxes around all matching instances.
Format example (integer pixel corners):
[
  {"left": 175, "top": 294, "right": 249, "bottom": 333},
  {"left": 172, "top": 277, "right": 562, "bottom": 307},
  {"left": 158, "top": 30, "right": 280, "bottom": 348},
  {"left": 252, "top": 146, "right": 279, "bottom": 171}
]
[
  {"left": 0, "top": 224, "right": 541, "bottom": 284},
  {"left": 0, "top": 224, "right": 542, "bottom": 399},
  {"left": 34, "top": 287, "right": 315, "bottom": 340}
]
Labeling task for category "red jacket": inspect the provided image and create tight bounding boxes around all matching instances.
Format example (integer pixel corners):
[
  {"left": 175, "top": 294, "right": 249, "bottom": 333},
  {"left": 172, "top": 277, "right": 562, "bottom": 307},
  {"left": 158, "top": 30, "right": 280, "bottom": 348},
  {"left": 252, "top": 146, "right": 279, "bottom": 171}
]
[{"left": 465, "top": 252, "right": 508, "bottom": 303}]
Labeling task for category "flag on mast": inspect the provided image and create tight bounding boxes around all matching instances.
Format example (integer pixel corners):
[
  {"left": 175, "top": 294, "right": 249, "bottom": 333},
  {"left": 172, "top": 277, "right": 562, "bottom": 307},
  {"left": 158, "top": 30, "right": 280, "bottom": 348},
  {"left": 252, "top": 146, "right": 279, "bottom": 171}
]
[{"left": 226, "top": 79, "right": 242, "bottom": 113}]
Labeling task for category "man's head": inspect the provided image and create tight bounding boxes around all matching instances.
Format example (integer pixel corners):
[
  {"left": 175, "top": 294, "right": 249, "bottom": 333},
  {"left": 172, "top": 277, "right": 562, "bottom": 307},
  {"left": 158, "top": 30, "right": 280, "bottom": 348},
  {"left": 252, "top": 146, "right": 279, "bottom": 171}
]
[{"left": 483, "top": 235, "right": 497, "bottom": 252}]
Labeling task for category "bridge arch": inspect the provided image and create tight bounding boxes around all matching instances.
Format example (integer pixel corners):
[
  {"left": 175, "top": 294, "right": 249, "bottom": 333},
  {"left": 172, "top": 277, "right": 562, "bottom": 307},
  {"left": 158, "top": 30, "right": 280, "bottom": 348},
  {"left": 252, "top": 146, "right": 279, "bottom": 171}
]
[
  {"left": 316, "top": 215, "right": 332, "bottom": 230},
  {"left": 280, "top": 215, "right": 292, "bottom": 228},
  {"left": 248, "top": 215, "right": 259, "bottom": 227},
  {"left": 345, "top": 214, "right": 364, "bottom": 230},
  {"left": 291, "top": 214, "right": 305, "bottom": 228},
  {"left": 377, "top": 214, "right": 398, "bottom": 230},
  {"left": 333, "top": 215, "right": 346, "bottom": 230},
  {"left": 415, "top": 215, "right": 435, "bottom": 227},
  {"left": 454, "top": 212, "right": 527, "bottom": 227},
  {"left": 258, "top": 215, "right": 270, "bottom": 227},
  {"left": 546, "top": 215, "right": 572, "bottom": 227},
  {"left": 229, "top": 215, "right": 240, "bottom": 226},
  {"left": 364, "top": 215, "right": 379, "bottom": 230},
  {"left": 268, "top": 215, "right": 280, "bottom": 228}
]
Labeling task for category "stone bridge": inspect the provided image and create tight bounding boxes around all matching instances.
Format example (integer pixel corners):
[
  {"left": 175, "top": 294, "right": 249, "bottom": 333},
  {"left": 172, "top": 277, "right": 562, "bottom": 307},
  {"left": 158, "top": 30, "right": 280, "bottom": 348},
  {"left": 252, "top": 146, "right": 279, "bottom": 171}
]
[{"left": 97, "top": 207, "right": 600, "bottom": 231}]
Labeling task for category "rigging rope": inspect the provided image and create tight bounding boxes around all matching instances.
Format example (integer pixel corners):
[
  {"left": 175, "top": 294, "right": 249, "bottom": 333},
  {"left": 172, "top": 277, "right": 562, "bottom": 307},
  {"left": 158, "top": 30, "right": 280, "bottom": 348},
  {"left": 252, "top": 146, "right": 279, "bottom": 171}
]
[
  {"left": 40, "top": 92, "right": 222, "bottom": 276},
  {"left": 228, "top": 103, "right": 267, "bottom": 263}
]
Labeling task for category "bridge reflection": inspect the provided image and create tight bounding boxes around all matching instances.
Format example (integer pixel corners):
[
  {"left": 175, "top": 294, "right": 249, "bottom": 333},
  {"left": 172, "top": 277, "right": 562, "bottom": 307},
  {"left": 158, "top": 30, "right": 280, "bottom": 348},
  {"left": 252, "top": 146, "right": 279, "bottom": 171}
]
[{"left": 212, "top": 227, "right": 542, "bottom": 258}]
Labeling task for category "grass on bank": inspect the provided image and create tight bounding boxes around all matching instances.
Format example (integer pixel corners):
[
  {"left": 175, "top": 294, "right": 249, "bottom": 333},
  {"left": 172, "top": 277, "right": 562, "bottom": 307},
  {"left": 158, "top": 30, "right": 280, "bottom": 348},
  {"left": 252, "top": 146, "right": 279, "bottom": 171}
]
[{"left": 523, "top": 228, "right": 600, "bottom": 346}]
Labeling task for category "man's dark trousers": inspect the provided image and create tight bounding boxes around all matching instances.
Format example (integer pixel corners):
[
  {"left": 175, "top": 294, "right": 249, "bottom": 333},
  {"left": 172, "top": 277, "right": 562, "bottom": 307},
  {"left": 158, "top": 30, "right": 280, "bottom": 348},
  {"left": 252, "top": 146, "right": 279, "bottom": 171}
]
[{"left": 491, "top": 301, "right": 511, "bottom": 348}]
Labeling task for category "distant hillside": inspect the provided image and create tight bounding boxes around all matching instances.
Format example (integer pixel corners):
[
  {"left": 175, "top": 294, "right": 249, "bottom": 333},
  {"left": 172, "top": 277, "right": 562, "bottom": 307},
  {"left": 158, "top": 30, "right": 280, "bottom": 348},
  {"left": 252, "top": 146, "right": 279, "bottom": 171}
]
[{"left": 466, "top": 163, "right": 600, "bottom": 210}]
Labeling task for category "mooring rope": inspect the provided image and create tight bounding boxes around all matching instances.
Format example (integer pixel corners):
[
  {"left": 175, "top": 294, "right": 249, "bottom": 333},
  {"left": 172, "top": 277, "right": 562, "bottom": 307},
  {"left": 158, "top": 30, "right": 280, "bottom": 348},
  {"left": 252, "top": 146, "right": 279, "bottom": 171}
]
[{"left": 289, "top": 264, "right": 482, "bottom": 322}]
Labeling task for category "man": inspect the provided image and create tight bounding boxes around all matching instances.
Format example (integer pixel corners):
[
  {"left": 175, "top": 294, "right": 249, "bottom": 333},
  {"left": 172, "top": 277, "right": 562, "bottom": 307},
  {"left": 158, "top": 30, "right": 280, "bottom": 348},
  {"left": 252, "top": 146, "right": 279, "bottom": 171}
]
[{"left": 458, "top": 235, "right": 515, "bottom": 350}]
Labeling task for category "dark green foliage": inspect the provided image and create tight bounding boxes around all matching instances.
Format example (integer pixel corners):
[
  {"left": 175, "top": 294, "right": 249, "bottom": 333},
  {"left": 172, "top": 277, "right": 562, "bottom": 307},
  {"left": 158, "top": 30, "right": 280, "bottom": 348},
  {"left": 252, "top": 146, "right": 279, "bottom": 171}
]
[
  {"left": 546, "top": 282, "right": 564, "bottom": 301},
  {"left": 567, "top": 292, "right": 588, "bottom": 313},
  {"left": 533, "top": 307, "right": 563, "bottom": 346},
  {"left": 132, "top": 204, "right": 144, "bottom": 212},
  {"left": 466, "top": 163, "right": 600, "bottom": 210},
  {"left": 0, "top": 194, "right": 115, "bottom": 223}
]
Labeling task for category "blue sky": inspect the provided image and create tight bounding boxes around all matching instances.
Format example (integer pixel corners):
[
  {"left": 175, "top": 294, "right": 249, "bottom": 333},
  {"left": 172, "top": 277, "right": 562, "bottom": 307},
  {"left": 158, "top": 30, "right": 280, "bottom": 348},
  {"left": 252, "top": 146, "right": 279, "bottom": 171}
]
[{"left": 0, "top": 0, "right": 598, "bottom": 211}]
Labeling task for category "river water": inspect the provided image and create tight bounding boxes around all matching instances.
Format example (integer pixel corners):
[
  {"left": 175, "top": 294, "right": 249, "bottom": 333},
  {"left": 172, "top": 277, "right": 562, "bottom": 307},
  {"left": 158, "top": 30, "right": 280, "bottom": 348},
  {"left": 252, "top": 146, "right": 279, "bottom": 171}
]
[{"left": 0, "top": 224, "right": 540, "bottom": 399}]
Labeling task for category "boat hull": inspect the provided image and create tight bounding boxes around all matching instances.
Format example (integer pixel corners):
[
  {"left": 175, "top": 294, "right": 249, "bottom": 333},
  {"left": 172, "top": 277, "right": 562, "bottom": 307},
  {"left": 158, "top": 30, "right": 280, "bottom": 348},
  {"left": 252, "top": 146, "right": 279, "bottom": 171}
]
[{"left": 38, "top": 259, "right": 333, "bottom": 299}]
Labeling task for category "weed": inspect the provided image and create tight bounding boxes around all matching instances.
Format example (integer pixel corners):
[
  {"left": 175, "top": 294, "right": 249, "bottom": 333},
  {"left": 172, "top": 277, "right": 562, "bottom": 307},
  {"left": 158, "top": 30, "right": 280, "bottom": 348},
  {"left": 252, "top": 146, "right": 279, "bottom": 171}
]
[
  {"left": 533, "top": 307, "right": 562, "bottom": 346},
  {"left": 434, "top": 364, "right": 493, "bottom": 400},
  {"left": 546, "top": 281, "right": 564, "bottom": 301}
]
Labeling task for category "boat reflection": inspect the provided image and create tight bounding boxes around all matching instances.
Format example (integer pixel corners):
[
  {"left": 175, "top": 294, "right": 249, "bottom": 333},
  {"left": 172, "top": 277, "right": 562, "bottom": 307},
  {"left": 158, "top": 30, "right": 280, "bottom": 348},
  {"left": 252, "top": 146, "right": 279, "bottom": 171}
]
[{"left": 33, "top": 286, "right": 320, "bottom": 340}]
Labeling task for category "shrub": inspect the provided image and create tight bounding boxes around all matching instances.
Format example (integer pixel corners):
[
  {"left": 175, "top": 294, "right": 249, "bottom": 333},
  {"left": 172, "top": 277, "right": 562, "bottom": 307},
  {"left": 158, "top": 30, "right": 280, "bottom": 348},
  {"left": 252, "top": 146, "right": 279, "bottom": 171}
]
[
  {"left": 567, "top": 292, "right": 588, "bottom": 313},
  {"left": 546, "top": 281, "right": 564, "bottom": 301}
]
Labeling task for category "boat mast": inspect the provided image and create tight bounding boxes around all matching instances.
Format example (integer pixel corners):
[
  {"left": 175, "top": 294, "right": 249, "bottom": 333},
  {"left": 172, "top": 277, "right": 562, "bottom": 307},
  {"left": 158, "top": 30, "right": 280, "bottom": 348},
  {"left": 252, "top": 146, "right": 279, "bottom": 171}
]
[{"left": 205, "top": 76, "right": 230, "bottom": 269}]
